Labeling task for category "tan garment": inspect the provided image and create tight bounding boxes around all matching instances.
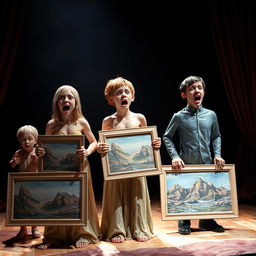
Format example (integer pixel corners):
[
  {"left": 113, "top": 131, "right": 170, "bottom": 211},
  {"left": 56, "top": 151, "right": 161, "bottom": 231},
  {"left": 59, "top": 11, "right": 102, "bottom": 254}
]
[
  {"left": 43, "top": 132, "right": 100, "bottom": 246},
  {"left": 100, "top": 177, "right": 154, "bottom": 241}
]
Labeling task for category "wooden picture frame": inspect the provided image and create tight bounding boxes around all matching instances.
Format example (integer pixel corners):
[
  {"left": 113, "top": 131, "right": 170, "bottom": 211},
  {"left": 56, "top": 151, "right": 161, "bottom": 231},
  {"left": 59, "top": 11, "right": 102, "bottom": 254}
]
[
  {"left": 6, "top": 171, "right": 87, "bottom": 226},
  {"left": 98, "top": 126, "right": 163, "bottom": 180},
  {"left": 38, "top": 135, "right": 84, "bottom": 172},
  {"left": 160, "top": 164, "right": 239, "bottom": 220}
]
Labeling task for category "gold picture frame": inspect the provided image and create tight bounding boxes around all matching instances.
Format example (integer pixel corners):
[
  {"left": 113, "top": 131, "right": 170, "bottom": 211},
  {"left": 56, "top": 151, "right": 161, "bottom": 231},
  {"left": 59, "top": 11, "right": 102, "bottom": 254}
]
[
  {"left": 6, "top": 171, "right": 87, "bottom": 226},
  {"left": 160, "top": 164, "right": 239, "bottom": 220},
  {"left": 98, "top": 126, "right": 163, "bottom": 180},
  {"left": 38, "top": 135, "right": 84, "bottom": 172}
]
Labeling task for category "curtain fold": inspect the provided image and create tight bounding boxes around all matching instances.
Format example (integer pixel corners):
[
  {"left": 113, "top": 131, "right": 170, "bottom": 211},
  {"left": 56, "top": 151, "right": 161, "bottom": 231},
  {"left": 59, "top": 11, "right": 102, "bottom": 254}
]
[
  {"left": 209, "top": 0, "right": 256, "bottom": 202},
  {"left": 0, "top": 0, "right": 24, "bottom": 107}
]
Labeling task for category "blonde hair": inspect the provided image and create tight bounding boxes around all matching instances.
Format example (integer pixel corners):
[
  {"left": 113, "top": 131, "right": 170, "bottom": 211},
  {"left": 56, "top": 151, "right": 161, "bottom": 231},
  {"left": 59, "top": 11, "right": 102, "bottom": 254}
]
[
  {"left": 104, "top": 77, "right": 135, "bottom": 105},
  {"left": 16, "top": 125, "right": 38, "bottom": 141},
  {"left": 52, "top": 85, "right": 84, "bottom": 121}
]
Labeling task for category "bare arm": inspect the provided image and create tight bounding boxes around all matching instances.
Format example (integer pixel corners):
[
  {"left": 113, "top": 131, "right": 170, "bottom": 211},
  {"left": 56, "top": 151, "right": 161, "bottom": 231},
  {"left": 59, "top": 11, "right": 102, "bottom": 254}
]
[
  {"left": 97, "top": 117, "right": 111, "bottom": 154},
  {"left": 80, "top": 118, "right": 97, "bottom": 157},
  {"left": 35, "top": 120, "right": 54, "bottom": 158},
  {"left": 10, "top": 150, "right": 21, "bottom": 168},
  {"left": 138, "top": 113, "right": 147, "bottom": 127}
]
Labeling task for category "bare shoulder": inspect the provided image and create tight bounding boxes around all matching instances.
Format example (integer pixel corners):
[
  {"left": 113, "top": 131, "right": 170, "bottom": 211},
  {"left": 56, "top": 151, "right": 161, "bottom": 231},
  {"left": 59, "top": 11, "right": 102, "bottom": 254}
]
[
  {"left": 46, "top": 119, "right": 55, "bottom": 127},
  {"left": 103, "top": 115, "right": 113, "bottom": 122},
  {"left": 45, "top": 119, "right": 55, "bottom": 130},
  {"left": 45, "top": 119, "right": 57, "bottom": 134},
  {"left": 78, "top": 117, "right": 89, "bottom": 126},
  {"left": 102, "top": 115, "right": 115, "bottom": 130},
  {"left": 78, "top": 117, "right": 92, "bottom": 131},
  {"left": 135, "top": 112, "right": 146, "bottom": 119},
  {"left": 134, "top": 112, "right": 147, "bottom": 124}
]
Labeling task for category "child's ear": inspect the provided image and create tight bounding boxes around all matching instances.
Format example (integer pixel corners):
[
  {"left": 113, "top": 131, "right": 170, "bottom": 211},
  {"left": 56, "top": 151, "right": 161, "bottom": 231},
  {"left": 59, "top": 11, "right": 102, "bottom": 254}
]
[
  {"left": 108, "top": 97, "right": 115, "bottom": 106},
  {"left": 181, "top": 92, "right": 186, "bottom": 99},
  {"left": 131, "top": 96, "right": 135, "bottom": 102}
]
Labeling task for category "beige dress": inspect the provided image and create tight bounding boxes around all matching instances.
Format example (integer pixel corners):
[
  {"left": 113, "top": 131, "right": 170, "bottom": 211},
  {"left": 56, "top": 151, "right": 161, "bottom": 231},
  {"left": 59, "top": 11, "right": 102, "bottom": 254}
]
[
  {"left": 100, "top": 177, "right": 154, "bottom": 241},
  {"left": 42, "top": 132, "right": 100, "bottom": 246}
]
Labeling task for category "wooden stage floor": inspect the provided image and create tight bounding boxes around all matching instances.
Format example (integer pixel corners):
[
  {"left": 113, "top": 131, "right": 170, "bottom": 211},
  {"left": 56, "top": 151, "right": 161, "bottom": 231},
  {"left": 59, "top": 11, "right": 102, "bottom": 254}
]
[{"left": 1, "top": 200, "right": 256, "bottom": 256}]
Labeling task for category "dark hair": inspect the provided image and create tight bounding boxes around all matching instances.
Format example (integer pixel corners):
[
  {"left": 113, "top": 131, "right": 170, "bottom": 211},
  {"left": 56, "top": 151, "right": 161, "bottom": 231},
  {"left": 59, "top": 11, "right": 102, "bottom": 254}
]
[{"left": 179, "top": 76, "right": 206, "bottom": 93}]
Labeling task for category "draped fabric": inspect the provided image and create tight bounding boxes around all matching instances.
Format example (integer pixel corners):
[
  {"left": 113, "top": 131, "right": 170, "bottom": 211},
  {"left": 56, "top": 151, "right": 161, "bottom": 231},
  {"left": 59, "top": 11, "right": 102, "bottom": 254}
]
[
  {"left": 209, "top": 0, "right": 256, "bottom": 202},
  {"left": 0, "top": 0, "right": 24, "bottom": 107}
]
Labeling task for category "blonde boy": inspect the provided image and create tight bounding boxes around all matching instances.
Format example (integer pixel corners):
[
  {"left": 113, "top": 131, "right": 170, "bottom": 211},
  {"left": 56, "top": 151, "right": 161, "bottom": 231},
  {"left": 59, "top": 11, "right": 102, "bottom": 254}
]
[{"left": 10, "top": 125, "right": 41, "bottom": 239}]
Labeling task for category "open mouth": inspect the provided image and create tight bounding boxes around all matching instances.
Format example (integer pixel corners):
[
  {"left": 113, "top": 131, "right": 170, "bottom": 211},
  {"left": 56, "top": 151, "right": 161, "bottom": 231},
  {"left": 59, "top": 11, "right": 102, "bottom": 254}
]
[
  {"left": 121, "top": 99, "right": 128, "bottom": 105},
  {"left": 194, "top": 96, "right": 201, "bottom": 101},
  {"left": 63, "top": 105, "right": 70, "bottom": 111}
]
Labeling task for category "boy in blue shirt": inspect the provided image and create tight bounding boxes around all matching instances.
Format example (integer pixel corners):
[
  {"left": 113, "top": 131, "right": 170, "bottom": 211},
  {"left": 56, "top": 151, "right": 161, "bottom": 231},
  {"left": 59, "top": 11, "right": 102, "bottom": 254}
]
[{"left": 163, "top": 75, "right": 225, "bottom": 235}]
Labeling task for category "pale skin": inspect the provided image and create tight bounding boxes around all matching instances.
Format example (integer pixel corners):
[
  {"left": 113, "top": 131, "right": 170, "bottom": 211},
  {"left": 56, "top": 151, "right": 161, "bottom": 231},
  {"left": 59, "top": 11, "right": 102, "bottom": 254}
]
[
  {"left": 98, "top": 85, "right": 161, "bottom": 243},
  {"left": 10, "top": 134, "right": 41, "bottom": 239},
  {"left": 172, "top": 81, "right": 225, "bottom": 171},
  {"left": 37, "top": 88, "right": 97, "bottom": 249}
]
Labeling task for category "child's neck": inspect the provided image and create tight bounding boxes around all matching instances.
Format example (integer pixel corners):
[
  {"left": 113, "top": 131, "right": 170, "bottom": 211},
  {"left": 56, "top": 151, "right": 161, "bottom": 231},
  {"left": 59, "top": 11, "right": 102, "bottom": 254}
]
[
  {"left": 61, "top": 114, "right": 73, "bottom": 124},
  {"left": 115, "top": 109, "right": 130, "bottom": 118}
]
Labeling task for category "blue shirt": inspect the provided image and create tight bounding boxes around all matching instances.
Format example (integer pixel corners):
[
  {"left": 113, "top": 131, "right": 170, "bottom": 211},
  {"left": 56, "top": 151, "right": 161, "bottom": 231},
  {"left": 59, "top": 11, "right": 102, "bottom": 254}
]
[{"left": 163, "top": 105, "right": 222, "bottom": 164}]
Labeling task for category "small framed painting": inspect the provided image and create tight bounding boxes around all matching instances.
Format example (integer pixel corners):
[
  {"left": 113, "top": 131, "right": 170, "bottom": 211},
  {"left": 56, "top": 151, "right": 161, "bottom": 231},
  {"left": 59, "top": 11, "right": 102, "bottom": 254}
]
[{"left": 38, "top": 135, "right": 84, "bottom": 172}]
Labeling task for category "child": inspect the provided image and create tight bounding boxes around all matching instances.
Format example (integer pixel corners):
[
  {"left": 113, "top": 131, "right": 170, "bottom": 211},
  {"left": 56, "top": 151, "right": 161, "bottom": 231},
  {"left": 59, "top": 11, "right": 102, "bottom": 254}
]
[
  {"left": 10, "top": 125, "right": 41, "bottom": 239},
  {"left": 97, "top": 77, "right": 161, "bottom": 243},
  {"left": 163, "top": 75, "right": 225, "bottom": 235},
  {"left": 36, "top": 85, "right": 100, "bottom": 249}
]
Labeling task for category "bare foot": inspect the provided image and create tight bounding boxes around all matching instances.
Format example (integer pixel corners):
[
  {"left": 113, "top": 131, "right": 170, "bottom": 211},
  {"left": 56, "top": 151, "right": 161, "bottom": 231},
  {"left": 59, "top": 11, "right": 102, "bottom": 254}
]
[
  {"left": 75, "top": 238, "right": 89, "bottom": 248},
  {"left": 111, "top": 235, "right": 125, "bottom": 243},
  {"left": 36, "top": 243, "right": 50, "bottom": 250},
  {"left": 31, "top": 227, "right": 41, "bottom": 238},
  {"left": 15, "top": 227, "right": 27, "bottom": 239},
  {"left": 136, "top": 237, "right": 149, "bottom": 242}
]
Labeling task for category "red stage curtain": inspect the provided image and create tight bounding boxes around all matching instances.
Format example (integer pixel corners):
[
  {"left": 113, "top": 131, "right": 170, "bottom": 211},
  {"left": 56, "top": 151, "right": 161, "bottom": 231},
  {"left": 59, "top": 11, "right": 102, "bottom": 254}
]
[{"left": 209, "top": 0, "right": 256, "bottom": 202}]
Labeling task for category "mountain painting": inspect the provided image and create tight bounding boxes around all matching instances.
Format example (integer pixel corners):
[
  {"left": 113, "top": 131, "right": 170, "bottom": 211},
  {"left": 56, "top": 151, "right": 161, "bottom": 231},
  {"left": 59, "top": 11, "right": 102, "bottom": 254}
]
[
  {"left": 166, "top": 172, "right": 232, "bottom": 214},
  {"left": 43, "top": 142, "right": 79, "bottom": 171},
  {"left": 13, "top": 180, "right": 81, "bottom": 219},
  {"left": 106, "top": 134, "right": 155, "bottom": 173}
]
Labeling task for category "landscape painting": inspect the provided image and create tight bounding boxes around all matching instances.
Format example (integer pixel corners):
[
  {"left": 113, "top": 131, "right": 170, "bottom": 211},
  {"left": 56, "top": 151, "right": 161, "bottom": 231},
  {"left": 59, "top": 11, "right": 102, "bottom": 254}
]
[
  {"left": 166, "top": 172, "right": 231, "bottom": 213},
  {"left": 38, "top": 135, "right": 84, "bottom": 172},
  {"left": 107, "top": 134, "right": 154, "bottom": 172},
  {"left": 99, "top": 126, "right": 163, "bottom": 180},
  {"left": 160, "top": 164, "right": 239, "bottom": 220},
  {"left": 6, "top": 172, "right": 87, "bottom": 226}
]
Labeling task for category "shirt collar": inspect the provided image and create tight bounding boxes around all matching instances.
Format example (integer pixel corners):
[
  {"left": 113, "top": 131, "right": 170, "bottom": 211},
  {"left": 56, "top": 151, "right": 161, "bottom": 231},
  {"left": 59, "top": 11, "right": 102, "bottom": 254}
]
[{"left": 186, "top": 104, "right": 203, "bottom": 114}]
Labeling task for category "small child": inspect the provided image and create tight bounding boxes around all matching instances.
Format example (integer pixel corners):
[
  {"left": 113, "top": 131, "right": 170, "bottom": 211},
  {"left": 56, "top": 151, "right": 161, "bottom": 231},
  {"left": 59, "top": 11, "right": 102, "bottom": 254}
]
[{"left": 10, "top": 125, "right": 41, "bottom": 239}]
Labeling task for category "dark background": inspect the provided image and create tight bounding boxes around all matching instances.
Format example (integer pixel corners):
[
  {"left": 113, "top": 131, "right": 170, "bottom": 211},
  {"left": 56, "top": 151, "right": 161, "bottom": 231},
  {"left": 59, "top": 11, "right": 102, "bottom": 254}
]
[{"left": 0, "top": 0, "right": 242, "bottom": 203}]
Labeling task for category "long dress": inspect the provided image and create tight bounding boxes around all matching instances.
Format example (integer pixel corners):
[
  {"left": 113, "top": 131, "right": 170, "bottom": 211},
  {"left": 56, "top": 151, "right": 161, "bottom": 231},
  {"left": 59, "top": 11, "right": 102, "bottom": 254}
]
[
  {"left": 42, "top": 132, "right": 100, "bottom": 246},
  {"left": 100, "top": 176, "right": 154, "bottom": 241}
]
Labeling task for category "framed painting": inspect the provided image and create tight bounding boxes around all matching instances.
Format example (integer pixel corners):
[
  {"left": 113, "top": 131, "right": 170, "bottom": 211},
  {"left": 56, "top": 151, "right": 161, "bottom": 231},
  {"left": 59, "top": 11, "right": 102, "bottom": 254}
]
[
  {"left": 160, "top": 164, "right": 239, "bottom": 220},
  {"left": 6, "top": 171, "right": 87, "bottom": 226},
  {"left": 38, "top": 135, "right": 84, "bottom": 172},
  {"left": 98, "top": 126, "right": 163, "bottom": 180}
]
